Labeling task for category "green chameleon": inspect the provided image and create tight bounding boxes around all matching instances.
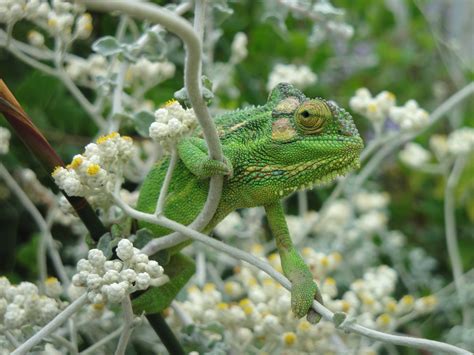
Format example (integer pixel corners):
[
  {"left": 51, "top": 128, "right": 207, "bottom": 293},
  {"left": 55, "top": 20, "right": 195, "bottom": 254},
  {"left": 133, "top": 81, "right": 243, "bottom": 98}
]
[{"left": 134, "top": 83, "right": 363, "bottom": 322}]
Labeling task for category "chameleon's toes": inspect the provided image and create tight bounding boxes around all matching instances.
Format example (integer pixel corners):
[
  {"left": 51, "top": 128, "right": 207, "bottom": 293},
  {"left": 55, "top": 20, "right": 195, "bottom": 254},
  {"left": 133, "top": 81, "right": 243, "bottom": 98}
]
[
  {"left": 306, "top": 308, "right": 322, "bottom": 324},
  {"left": 290, "top": 279, "right": 318, "bottom": 319},
  {"left": 199, "top": 158, "right": 233, "bottom": 178}
]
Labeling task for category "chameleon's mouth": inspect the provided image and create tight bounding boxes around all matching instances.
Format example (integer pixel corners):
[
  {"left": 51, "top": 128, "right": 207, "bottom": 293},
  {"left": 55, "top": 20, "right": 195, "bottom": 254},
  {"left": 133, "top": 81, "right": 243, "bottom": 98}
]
[{"left": 275, "top": 150, "right": 361, "bottom": 197}]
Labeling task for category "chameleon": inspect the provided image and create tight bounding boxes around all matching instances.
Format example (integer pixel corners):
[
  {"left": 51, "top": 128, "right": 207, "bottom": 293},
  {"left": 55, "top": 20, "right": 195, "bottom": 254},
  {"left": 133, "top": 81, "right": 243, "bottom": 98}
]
[{"left": 135, "top": 83, "right": 364, "bottom": 322}]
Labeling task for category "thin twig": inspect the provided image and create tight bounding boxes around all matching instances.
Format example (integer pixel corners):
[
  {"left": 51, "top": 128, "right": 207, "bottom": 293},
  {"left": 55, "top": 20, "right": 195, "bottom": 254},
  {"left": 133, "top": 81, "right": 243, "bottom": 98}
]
[
  {"left": 79, "top": 327, "right": 124, "bottom": 355},
  {"left": 115, "top": 296, "right": 135, "bottom": 355},
  {"left": 12, "top": 294, "right": 88, "bottom": 355},
  {"left": 5, "top": 330, "right": 20, "bottom": 348},
  {"left": 154, "top": 148, "right": 178, "bottom": 216},
  {"left": 444, "top": 156, "right": 470, "bottom": 327},
  {"left": 297, "top": 190, "right": 308, "bottom": 215},
  {"left": 109, "top": 60, "right": 129, "bottom": 132},
  {"left": 171, "top": 301, "right": 193, "bottom": 326},
  {"left": 47, "top": 334, "right": 78, "bottom": 354}
]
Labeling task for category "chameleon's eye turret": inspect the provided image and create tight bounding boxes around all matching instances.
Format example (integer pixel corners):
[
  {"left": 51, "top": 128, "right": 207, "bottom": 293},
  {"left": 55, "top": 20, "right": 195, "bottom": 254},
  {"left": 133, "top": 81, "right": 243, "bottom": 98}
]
[{"left": 295, "top": 100, "right": 332, "bottom": 134}]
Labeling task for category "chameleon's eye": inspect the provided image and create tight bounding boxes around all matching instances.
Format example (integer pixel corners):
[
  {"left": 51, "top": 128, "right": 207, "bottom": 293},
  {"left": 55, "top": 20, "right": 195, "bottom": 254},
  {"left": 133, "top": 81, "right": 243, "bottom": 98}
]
[{"left": 295, "top": 100, "right": 332, "bottom": 134}]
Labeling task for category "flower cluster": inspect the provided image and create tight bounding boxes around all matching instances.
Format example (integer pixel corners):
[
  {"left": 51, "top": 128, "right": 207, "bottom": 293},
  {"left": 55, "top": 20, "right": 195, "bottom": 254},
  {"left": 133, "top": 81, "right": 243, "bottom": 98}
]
[
  {"left": 71, "top": 239, "right": 169, "bottom": 304},
  {"left": 128, "top": 58, "right": 176, "bottom": 87},
  {"left": 336, "top": 265, "right": 437, "bottom": 330},
  {"left": 0, "top": 0, "right": 92, "bottom": 41},
  {"left": 65, "top": 54, "right": 108, "bottom": 87},
  {"left": 349, "top": 88, "right": 429, "bottom": 132},
  {"left": 0, "top": 277, "right": 65, "bottom": 331},
  {"left": 149, "top": 100, "right": 198, "bottom": 154},
  {"left": 167, "top": 251, "right": 437, "bottom": 354},
  {"left": 267, "top": 64, "right": 318, "bottom": 91},
  {"left": 0, "top": 126, "right": 10, "bottom": 155},
  {"left": 349, "top": 88, "right": 395, "bottom": 125},
  {"left": 52, "top": 132, "right": 134, "bottom": 210},
  {"left": 447, "top": 127, "right": 474, "bottom": 155},
  {"left": 389, "top": 100, "right": 429, "bottom": 131},
  {"left": 17, "top": 168, "right": 55, "bottom": 206},
  {"left": 399, "top": 142, "right": 431, "bottom": 167},
  {"left": 313, "top": 191, "right": 390, "bottom": 244},
  {"left": 353, "top": 190, "right": 390, "bottom": 212}
]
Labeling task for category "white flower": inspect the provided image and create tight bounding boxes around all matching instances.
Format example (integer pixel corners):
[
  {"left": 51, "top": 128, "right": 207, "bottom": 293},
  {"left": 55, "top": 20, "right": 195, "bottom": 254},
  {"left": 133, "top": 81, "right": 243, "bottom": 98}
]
[
  {"left": 149, "top": 101, "right": 197, "bottom": 153},
  {"left": 128, "top": 58, "right": 176, "bottom": 85},
  {"left": 52, "top": 133, "right": 134, "bottom": 212},
  {"left": 230, "top": 32, "right": 248, "bottom": 64},
  {"left": 72, "top": 240, "right": 168, "bottom": 305},
  {"left": 389, "top": 100, "right": 429, "bottom": 131},
  {"left": 447, "top": 127, "right": 474, "bottom": 155},
  {"left": 353, "top": 191, "right": 390, "bottom": 212},
  {"left": 75, "top": 13, "right": 93, "bottom": 39},
  {"left": 104, "top": 283, "right": 127, "bottom": 303},
  {"left": 88, "top": 249, "right": 106, "bottom": 267},
  {"left": 146, "top": 261, "right": 164, "bottom": 278},
  {"left": 117, "top": 239, "right": 134, "bottom": 261},
  {"left": 399, "top": 142, "right": 431, "bottom": 167},
  {"left": 0, "top": 127, "right": 11, "bottom": 155},
  {"left": 314, "top": 199, "right": 353, "bottom": 234},
  {"left": 44, "top": 277, "right": 63, "bottom": 298},
  {"left": 429, "top": 134, "right": 449, "bottom": 160},
  {"left": 4, "top": 304, "right": 25, "bottom": 329},
  {"left": 267, "top": 64, "right": 317, "bottom": 91},
  {"left": 136, "top": 273, "right": 151, "bottom": 290},
  {"left": 326, "top": 21, "right": 354, "bottom": 39},
  {"left": 27, "top": 30, "right": 45, "bottom": 47},
  {"left": 349, "top": 89, "right": 395, "bottom": 125}
]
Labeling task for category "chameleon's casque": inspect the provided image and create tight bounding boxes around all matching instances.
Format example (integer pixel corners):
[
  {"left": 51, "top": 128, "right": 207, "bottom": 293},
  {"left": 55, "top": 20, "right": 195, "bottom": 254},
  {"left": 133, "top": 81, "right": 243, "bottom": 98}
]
[{"left": 136, "top": 83, "right": 364, "bottom": 320}]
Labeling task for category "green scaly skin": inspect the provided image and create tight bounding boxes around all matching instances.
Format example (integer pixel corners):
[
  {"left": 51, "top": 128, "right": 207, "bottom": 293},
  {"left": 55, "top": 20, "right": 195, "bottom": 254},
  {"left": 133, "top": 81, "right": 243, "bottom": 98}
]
[{"left": 137, "top": 83, "right": 364, "bottom": 321}]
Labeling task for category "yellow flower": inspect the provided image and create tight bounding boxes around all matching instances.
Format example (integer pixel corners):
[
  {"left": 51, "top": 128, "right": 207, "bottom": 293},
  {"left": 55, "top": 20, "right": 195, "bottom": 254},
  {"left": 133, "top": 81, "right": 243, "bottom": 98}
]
[
  {"left": 162, "top": 99, "right": 178, "bottom": 107},
  {"left": 376, "top": 313, "right": 392, "bottom": 327},
  {"left": 282, "top": 332, "right": 297, "bottom": 346},
  {"left": 400, "top": 295, "right": 414, "bottom": 306},
  {"left": 51, "top": 166, "right": 63, "bottom": 177},
  {"left": 67, "top": 156, "right": 83, "bottom": 169},
  {"left": 92, "top": 303, "right": 105, "bottom": 311},
  {"left": 86, "top": 164, "right": 101, "bottom": 176},
  {"left": 216, "top": 302, "right": 228, "bottom": 311},
  {"left": 203, "top": 283, "right": 216, "bottom": 293},
  {"left": 45, "top": 277, "right": 59, "bottom": 285},
  {"left": 96, "top": 131, "right": 119, "bottom": 144}
]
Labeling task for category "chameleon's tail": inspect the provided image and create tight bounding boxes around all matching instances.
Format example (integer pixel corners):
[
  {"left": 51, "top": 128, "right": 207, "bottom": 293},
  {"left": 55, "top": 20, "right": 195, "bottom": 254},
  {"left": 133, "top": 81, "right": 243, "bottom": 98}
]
[{"left": 132, "top": 252, "right": 195, "bottom": 314}]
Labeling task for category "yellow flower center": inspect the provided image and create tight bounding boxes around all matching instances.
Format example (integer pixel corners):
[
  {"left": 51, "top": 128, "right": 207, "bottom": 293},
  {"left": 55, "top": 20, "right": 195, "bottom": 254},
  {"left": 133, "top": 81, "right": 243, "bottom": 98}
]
[
  {"left": 86, "top": 164, "right": 101, "bottom": 176},
  {"left": 283, "top": 332, "right": 297, "bottom": 346}
]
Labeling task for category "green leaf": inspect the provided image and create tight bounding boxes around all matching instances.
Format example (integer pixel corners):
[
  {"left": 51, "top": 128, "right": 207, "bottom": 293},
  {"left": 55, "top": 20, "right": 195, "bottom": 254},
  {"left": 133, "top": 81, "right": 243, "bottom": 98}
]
[
  {"left": 92, "top": 36, "right": 122, "bottom": 56},
  {"left": 97, "top": 232, "right": 113, "bottom": 259},
  {"left": 132, "top": 252, "right": 195, "bottom": 314},
  {"left": 133, "top": 110, "right": 155, "bottom": 137},
  {"left": 332, "top": 312, "right": 347, "bottom": 327},
  {"left": 133, "top": 228, "right": 155, "bottom": 249}
]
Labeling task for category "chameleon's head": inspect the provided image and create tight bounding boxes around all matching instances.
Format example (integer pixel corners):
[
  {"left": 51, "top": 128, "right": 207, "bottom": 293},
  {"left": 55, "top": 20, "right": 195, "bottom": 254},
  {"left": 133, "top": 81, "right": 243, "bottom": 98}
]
[{"left": 256, "top": 83, "right": 364, "bottom": 197}]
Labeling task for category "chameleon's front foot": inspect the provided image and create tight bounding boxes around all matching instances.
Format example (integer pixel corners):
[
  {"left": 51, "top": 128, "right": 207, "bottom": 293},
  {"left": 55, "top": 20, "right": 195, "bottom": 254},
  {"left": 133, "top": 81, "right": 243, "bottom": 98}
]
[
  {"left": 198, "top": 157, "right": 233, "bottom": 179},
  {"left": 289, "top": 270, "right": 323, "bottom": 324}
]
